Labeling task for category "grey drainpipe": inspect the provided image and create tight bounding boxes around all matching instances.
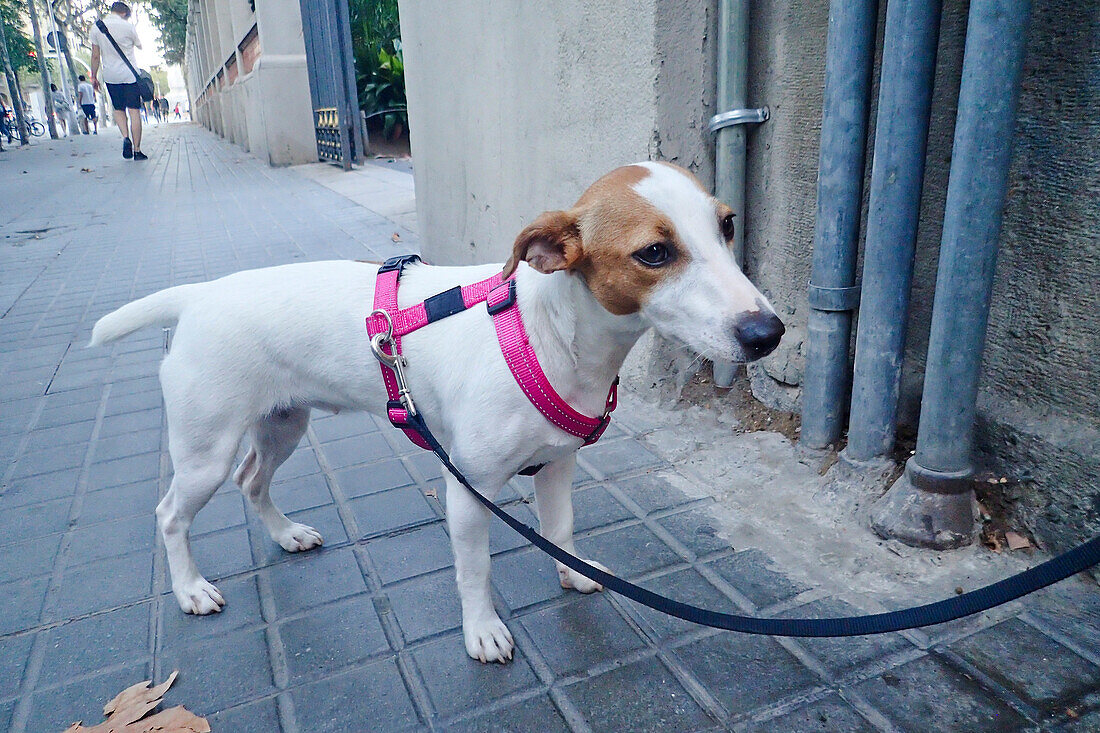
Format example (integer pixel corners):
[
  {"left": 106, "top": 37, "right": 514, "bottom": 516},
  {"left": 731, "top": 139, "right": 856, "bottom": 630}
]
[
  {"left": 846, "top": 0, "right": 944, "bottom": 462},
  {"left": 800, "top": 0, "right": 879, "bottom": 448},
  {"left": 712, "top": 0, "right": 768, "bottom": 389},
  {"left": 871, "top": 0, "right": 1032, "bottom": 549}
]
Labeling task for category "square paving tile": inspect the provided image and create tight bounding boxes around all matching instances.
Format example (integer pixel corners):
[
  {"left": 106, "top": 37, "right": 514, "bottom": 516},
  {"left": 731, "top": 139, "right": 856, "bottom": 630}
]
[
  {"left": 0, "top": 632, "right": 35, "bottom": 698},
  {"left": 671, "top": 632, "right": 820, "bottom": 717},
  {"left": 446, "top": 693, "right": 570, "bottom": 732},
  {"left": 489, "top": 502, "right": 538, "bottom": 555},
  {"left": 38, "top": 602, "right": 151, "bottom": 686},
  {"left": 0, "top": 533, "right": 62, "bottom": 583},
  {"left": 87, "top": 452, "right": 160, "bottom": 489},
  {"left": 157, "top": 628, "right": 274, "bottom": 714},
  {"left": 279, "top": 593, "right": 390, "bottom": 682},
  {"left": 950, "top": 617, "right": 1100, "bottom": 708},
  {"left": 386, "top": 569, "right": 463, "bottom": 643},
  {"left": 190, "top": 491, "right": 246, "bottom": 535},
  {"left": 492, "top": 546, "right": 565, "bottom": 612},
  {"left": 366, "top": 524, "right": 454, "bottom": 585},
  {"left": 412, "top": 632, "right": 540, "bottom": 718},
  {"left": 0, "top": 575, "right": 51, "bottom": 634},
  {"left": 24, "top": 421, "right": 95, "bottom": 451},
  {"left": 66, "top": 513, "right": 156, "bottom": 567},
  {"left": 741, "top": 692, "right": 877, "bottom": 732},
  {"left": 98, "top": 409, "right": 162, "bottom": 438},
  {"left": 270, "top": 471, "right": 333, "bottom": 513},
  {"left": 26, "top": 662, "right": 150, "bottom": 733},
  {"left": 519, "top": 594, "right": 648, "bottom": 677},
  {"left": 90, "top": 428, "right": 161, "bottom": 463},
  {"left": 564, "top": 655, "right": 716, "bottom": 732},
  {"left": 570, "top": 484, "right": 636, "bottom": 532},
  {"left": 265, "top": 547, "right": 368, "bottom": 619},
  {"left": 159, "top": 575, "right": 264, "bottom": 644},
  {"left": 316, "top": 433, "right": 394, "bottom": 470},
  {"left": 349, "top": 485, "right": 439, "bottom": 537},
  {"left": 77, "top": 479, "right": 160, "bottom": 526},
  {"left": 613, "top": 471, "right": 697, "bottom": 515},
  {"left": 206, "top": 697, "right": 283, "bottom": 732},
  {"left": 786, "top": 598, "right": 914, "bottom": 677},
  {"left": 311, "top": 412, "right": 380, "bottom": 443},
  {"left": 621, "top": 567, "right": 740, "bottom": 641},
  {"left": 853, "top": 654, "right": 1030, "bottom": 732},
  {"left": 707, "top": 550, "right": 810, "bottom": 609},
  {"left": 581, "top": 439, "right": 664, "bottom": 478},
  {"left": 0, "top": 496, "right": 73, "bottom": 540},
  {"left": 291, "top": 658, "right": 420, "bottom": 732},
  {"left": 275, "top": 448, "right": 321, "bottom": 480},
  {"left": 49, "top": 550, "right": 153, "bottom": 619},
  {"left": 334, "top": 458, "right": 416, "bottom": 498},
  {"left": 11, "top": 443, "right": 86, "bottom": 478},
  {"left": 184, "top": 525, "right": 256, "bottom": 581},
  {"left": 658, "top": 508, "right": 736, "bottom": 558},
  {"left": 576, "top": 523, "right": 684, "bottom": 579}
]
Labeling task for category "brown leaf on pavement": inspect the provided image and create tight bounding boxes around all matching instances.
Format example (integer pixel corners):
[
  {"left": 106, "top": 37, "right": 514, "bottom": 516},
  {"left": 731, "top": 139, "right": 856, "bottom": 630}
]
[
  {"left": 61, "top": 670, "right": 210, "bottom": 733},
  {"left": 391, "top": 232, "right": 401, "bottom": 242},
  {"left": 1005, "top": 531, "right": 1031, "bottom": 551},
  {"left": 81, "top": 168, "right": 93, "bottom": 173}
]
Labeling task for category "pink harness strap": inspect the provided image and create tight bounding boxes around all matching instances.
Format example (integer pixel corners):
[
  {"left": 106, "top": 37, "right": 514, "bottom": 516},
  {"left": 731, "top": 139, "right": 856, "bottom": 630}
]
[{"left": 366, "top": 256, "right": 617, "bottom": 451}]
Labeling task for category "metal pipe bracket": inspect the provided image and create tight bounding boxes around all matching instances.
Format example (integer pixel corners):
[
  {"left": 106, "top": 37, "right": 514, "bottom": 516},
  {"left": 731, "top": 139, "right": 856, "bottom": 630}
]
[
  {"left": 708, "top": 107, "right": 770, "bottom": 133},
  {"left": 808, "top": 283, "right": 861, "bottom": 312}
]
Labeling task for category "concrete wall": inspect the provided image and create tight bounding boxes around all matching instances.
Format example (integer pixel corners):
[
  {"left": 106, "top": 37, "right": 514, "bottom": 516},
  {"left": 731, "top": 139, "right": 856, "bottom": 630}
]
[
  {"left": 399, "top": 0, "right": 1098, "bottom": 553},
  {"left": 183, "top": 0, "right": 315, "bottom": 166},
  {"left": 398, "top": 0, "right": 717, "bottom": 264}
]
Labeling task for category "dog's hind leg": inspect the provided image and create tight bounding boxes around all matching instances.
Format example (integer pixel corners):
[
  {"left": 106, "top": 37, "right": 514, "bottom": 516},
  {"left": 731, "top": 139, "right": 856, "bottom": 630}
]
[
  {"left": 445, "top": 469, "right": 514, "bottom": 663},
  {"left": 533, "top": 454, "right": 610, "bottom": 593},
  {"left": 157, "top": 417, "right": 243, "bottom": 615},
  {"left": 233, "top": 406, "right": 323, "bottom": 553}
]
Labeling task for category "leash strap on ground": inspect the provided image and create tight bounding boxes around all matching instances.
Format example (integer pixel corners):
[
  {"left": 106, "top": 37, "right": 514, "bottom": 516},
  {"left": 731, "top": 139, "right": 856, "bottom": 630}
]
[{"left": 405, "top": 412, "right": 1100, "bottom": 637}]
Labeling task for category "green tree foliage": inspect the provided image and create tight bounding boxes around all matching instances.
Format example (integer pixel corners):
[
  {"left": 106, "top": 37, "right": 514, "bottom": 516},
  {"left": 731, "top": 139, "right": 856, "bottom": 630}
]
[
  {"left": 146, "top": 0, "right": 185, "bottom": 65},
  {"left": 1, "top": 0, "right": 37, "bottom": 73},
  {"left": 348, "top": 0, "right": 406, "bottom": 137}
]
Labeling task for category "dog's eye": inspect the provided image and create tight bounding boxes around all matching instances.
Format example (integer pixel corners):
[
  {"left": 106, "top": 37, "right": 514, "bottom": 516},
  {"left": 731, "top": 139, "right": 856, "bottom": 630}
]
[
  {"left": 633, "top": 242, "right": 673, "bottom": 267},
  {"left": 720, "top": 213, "right": 736, "bottom": 241}
]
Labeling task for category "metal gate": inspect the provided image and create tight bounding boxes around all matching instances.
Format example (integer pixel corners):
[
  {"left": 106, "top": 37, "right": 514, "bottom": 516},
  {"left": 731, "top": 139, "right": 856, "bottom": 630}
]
[{"left": 299, "top": 0, "right": 366, "bottom": 169}]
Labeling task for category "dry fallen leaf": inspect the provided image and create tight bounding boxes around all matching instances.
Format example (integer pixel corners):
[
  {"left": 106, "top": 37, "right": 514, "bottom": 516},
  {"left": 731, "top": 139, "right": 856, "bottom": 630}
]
[
  {"left": 62, "top": 670, "right": 209, "bottom": 733},
  {"left": 1005, "top": 531, "right": 1031, "bottom": 551},
  {"left": 391, "top": 232, "right": 401, "bottom": 242},
  {"left": 424, "top": 487, "right": 437, "bottom": 499},
  {"left": 81, "top": 168, "right": 93, "bottom": 173}
]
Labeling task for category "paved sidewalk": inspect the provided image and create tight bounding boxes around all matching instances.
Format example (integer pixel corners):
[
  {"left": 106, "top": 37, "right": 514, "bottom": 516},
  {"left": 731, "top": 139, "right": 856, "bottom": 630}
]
[{"left": 1, "top": 126, "right": 1098, "bottom": 732}]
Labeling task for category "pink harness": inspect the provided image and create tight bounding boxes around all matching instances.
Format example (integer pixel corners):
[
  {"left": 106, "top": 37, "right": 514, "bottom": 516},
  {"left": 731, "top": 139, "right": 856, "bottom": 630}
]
[{"left": 365, "top": 255, "right": 618, "bottom": 457}]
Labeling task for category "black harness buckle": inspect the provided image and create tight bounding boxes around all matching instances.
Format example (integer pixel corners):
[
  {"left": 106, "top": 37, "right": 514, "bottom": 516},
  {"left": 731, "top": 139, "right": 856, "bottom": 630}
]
[
  {"left": 378, "top": 254, "right": 422, "bottom": 275},
  {"left": 486, "top": 279, "right": 517, "bottom": 316}
]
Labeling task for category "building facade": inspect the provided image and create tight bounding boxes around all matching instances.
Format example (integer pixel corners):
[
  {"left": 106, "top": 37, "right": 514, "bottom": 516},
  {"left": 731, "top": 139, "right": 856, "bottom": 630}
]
[{"left": 184, "top": 0, "right": 315, "bottom": 165}]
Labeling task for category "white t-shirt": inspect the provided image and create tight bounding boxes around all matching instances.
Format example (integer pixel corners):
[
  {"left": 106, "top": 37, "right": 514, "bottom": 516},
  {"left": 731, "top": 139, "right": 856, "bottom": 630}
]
[
  {"left": 77, "top": 81, "right": 95, "bottom": 105},
  {"left": 89, "top": 14, "right": 142, "bottom": 85}
]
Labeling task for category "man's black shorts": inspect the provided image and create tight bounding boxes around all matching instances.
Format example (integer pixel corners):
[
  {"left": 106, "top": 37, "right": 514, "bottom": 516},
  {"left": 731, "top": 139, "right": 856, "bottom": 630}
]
[
  {"left": 105, "top": 82, "right": 141, "bottom": 110},
  {"left": 81, "top": 103, "right": 97, "bottom": 120}
]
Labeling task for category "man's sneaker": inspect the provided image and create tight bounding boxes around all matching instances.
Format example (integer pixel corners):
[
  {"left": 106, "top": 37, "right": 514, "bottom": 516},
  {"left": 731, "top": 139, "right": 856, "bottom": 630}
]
[
  {"left": 133, "top": 151, "right": 148, "bottom": 161},
  {"left": 122, "top": 137, "right": 133, "bottom": 159}
]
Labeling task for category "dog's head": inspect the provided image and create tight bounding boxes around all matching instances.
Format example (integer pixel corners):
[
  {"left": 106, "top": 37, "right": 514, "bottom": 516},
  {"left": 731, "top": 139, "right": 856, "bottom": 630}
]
[{"left": 503, "top": 162, "right": 784, "bottom": 362}]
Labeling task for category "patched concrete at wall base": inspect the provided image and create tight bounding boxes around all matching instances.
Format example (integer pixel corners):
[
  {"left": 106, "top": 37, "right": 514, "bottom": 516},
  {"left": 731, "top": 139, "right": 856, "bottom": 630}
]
[{"left": 398, "top": 0, "right": 717, "bottom": 265}]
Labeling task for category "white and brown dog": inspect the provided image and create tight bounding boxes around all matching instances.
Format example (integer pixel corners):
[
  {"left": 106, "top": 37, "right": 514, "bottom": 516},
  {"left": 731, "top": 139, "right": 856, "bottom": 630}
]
[{"left": 90, "top": 162, "right": 783, "bottom": 663}]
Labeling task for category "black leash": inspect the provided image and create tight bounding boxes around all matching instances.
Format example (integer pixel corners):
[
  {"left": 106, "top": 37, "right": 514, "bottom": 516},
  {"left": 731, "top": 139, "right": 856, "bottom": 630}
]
[{"left": 406, "top": 412, "right": 1099, "bottom": 637}]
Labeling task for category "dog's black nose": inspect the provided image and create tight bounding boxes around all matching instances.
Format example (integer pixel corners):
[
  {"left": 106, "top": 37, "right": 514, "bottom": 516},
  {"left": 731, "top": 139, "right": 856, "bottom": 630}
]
[{"left": 734, "top": 312, "right": 785, "bottom": 360}]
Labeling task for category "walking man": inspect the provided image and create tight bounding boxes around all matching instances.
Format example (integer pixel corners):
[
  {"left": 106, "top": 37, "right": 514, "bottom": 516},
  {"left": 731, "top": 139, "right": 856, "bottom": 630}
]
[
  {"left": 77, "top": 75, "right": 98, "bottom": 134},
  {"left": 89, "top": 2, "right": 147, "bottom": 160}
]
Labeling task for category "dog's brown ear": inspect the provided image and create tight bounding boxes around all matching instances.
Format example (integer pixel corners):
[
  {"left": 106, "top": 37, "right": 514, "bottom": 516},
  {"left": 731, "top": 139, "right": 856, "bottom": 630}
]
[{"left": 503, "top": 210, "right": 583, "bottom": 278}]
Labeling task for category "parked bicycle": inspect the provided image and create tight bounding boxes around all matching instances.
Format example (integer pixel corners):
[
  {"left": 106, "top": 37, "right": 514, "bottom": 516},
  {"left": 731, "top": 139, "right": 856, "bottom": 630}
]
[{"left": 2, "top": 112, "right": 46, "bottom": 139}]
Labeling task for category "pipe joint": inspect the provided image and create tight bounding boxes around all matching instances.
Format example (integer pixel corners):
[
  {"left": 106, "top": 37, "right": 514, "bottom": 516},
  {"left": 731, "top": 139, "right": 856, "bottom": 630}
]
[{"left": 808, "top": 283, "right": 861, "bottom": 312}]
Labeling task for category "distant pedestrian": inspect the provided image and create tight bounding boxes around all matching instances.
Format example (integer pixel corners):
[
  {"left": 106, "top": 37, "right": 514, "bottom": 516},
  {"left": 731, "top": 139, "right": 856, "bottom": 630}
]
[
  {"left": 151, "top": 97, "right": 161, "bottom": 123},
  {"left": 173, "top": 102, "right": 181, "bottom": 119},
  {"left": 160, "top": 97, "right": 169, "bottom": 121},
  {"left": 49, "top": 84, "right": 70, "bottom": 137},
  {"left": 89, "top": 1, "right": 148, "bottom": 160},
  {"left": 77, "top": 75, "right": 98, "bottom": 134}
]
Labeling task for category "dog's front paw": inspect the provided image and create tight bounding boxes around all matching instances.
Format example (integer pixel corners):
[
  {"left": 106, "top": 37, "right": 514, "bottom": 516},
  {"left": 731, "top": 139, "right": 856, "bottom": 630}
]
[
  {"left": 463, "top": 616, "right": 514, "bottom": 664},
  {"left": 275, "top": 522, "right": 324, "bottom": 552},
  {"left": 174, "top": 578, "right": 225, "bottom": 615},
  {"left": 559, "top": 560, "right": 610, "bottom": 594}
]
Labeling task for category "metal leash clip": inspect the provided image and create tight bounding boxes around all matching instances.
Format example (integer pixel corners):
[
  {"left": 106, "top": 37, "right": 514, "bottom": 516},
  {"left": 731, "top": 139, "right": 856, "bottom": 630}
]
[{"left": 369, "top": 309, "right": 417, "bottom": 416}]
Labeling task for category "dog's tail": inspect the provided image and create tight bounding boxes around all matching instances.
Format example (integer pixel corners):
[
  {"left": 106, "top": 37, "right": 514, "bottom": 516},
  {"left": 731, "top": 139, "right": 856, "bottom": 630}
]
[{"left": 89, "top": 283, "right": 203, "bottom": 347}]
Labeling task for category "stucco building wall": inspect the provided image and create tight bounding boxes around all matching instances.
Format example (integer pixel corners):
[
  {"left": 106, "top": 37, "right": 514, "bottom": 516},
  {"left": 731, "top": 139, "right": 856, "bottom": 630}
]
[{"left": 398, "top": 0, "right": 1098, "bottom": 553}]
